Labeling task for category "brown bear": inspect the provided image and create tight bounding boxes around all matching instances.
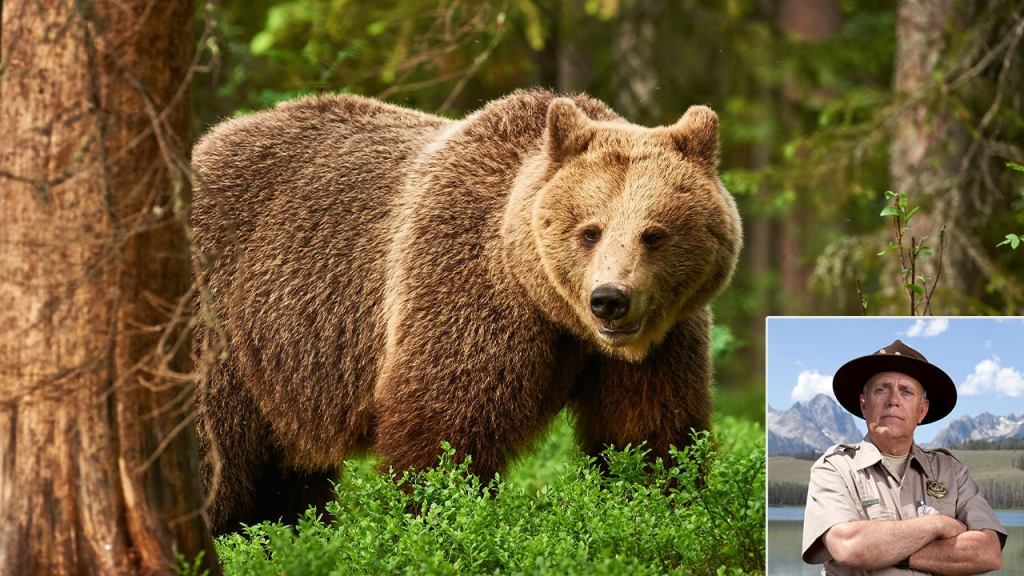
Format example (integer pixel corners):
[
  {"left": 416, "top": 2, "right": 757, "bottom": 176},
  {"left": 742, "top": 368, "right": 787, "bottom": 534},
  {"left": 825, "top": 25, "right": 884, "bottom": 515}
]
[{"left": 191, "top": 89, "right": 741, "bottom": 534}]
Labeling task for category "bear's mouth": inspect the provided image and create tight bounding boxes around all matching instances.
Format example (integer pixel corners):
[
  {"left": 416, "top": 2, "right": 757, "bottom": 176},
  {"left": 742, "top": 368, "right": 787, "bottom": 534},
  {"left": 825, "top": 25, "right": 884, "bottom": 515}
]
[{"left": 597, "top": 321, "right": 642, "bottom": 340}]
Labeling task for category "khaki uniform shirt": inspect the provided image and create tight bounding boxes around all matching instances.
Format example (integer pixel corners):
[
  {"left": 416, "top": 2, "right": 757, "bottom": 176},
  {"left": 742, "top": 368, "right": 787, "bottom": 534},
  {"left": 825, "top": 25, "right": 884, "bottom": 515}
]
[{"left": 801, "top": 440, "right": 1007, "bottom": 575}]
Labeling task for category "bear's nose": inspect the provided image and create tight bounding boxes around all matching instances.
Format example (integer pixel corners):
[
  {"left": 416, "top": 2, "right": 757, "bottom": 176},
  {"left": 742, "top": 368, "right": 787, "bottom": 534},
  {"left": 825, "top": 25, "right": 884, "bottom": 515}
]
[{"left": 590, "top": 284, "right": 630, "bottom": 321}]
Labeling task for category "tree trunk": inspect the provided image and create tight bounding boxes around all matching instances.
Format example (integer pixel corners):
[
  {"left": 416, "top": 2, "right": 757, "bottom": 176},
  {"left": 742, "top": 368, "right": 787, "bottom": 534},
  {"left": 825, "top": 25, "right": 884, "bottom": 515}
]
[
  {"left": 776, "top": 0, "right": 842, "bottom": 310},
  {"left": 534, "top": 0, "right": 561, "bottom": 90},
  {"left": 556, "top": 0, "right": 595, "bottom": 94},
  {"left": 535, "top": 0, "right": 595, "bottom": 95},
  {"left": 0, "top": 1, "right": 219, "bottom": 575},
  {"left": 890, "top": 0, "right": 969, "bottom": 313},
  {"left": 614, "top": 0, "right": 663, "bottom": 124}
]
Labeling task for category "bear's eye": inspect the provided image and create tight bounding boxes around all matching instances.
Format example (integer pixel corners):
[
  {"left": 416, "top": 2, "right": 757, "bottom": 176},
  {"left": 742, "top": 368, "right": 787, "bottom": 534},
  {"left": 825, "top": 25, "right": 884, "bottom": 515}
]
[
  {"left": 641, "top": 229, "right": 667, "bottom": 249},
  {"left": 579, "top": 227, "right": 602, "bottom": 248}
]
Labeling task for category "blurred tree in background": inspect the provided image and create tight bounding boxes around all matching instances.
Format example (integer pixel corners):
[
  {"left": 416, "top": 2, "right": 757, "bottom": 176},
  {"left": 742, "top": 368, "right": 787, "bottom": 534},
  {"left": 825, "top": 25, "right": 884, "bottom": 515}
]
[{"left": 191, "top": 0, "right": 1024, "bottom": 422}]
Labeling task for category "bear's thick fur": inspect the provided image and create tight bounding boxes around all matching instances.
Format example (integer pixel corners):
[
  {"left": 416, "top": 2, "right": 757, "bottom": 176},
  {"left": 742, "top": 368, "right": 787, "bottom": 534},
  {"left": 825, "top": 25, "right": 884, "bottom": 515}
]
[{"left": 192, "top": 90, "right": 741, "bottom": 533}]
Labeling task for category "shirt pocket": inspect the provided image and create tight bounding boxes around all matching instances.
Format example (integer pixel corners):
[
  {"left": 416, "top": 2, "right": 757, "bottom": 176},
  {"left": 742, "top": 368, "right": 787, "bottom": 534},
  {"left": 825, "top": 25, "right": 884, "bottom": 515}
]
[
  {"left": 929, "top": 495, "right": 957, "bottom": 518},
  {"left": 864, "top": 501, "right": 897, "bottom": 521}
]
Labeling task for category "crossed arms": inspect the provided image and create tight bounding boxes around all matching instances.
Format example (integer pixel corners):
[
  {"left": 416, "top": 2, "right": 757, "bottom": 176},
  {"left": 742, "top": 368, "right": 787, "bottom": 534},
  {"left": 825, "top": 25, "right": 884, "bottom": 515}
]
[{"left": 824, "top": 515, "right": 1002, "bottom": 575}]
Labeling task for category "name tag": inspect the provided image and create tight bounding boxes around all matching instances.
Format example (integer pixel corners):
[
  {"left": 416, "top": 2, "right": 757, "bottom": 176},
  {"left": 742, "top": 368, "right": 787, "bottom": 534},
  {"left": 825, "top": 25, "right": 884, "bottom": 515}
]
[{"left": 861, "top": 498, "right": 880, "bottom": 506}]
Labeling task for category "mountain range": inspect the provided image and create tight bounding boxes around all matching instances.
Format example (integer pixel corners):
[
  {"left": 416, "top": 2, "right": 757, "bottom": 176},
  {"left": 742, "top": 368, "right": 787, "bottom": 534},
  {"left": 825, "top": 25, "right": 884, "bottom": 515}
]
[
  {"left": 766, "top": 394, "right": 861, "bottom": 456},
  {"left": 768, "top": 394, "right": 1024, "bottom": 455},
  {"left": 929, "top": 412, "right": 1024, "bottom": 447}
]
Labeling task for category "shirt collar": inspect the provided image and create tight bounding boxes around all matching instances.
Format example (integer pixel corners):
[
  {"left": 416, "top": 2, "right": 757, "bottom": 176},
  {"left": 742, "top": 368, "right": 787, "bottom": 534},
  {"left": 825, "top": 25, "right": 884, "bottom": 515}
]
[
  {"left": 909, "top": 443, "right": 933, "bottom": 479},
  {"left": 853, "top": 437, "right": 932, "bottom": 478},
  {"left": 852, "top": 438, "right": 882, "bottom": 471}
]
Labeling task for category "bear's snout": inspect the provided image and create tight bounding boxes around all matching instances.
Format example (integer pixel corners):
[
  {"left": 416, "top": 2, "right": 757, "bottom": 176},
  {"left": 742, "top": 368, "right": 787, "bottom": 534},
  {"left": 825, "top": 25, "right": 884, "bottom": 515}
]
[{"left": 590, "top": 284, "right": 630, "bottom": 321}]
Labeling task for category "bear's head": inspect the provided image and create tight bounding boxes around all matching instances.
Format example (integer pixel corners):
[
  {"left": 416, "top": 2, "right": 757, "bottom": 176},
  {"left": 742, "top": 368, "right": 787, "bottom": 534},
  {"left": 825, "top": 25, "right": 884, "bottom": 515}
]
[{"left": 523, "top": 98, "right": 742, "bottom": 362}]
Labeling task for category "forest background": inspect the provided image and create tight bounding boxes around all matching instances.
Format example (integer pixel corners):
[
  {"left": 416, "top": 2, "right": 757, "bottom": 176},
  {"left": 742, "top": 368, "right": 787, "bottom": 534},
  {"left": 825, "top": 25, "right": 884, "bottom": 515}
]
[
  {"left": 194, "top": 0, "right": 1024, "bottom": 422},
  {"left": 2, "top": 0, "right": 1022, "bottom": 574}
]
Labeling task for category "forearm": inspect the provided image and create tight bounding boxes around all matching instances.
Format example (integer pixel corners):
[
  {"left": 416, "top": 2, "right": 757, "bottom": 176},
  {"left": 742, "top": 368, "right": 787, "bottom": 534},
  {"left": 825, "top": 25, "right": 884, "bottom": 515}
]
[
  {"left": 909, "top": 530, "right": 1002, "bottom": 575},
  {"left": 824, "top": 518, "right": 942, "bottom": 569}
]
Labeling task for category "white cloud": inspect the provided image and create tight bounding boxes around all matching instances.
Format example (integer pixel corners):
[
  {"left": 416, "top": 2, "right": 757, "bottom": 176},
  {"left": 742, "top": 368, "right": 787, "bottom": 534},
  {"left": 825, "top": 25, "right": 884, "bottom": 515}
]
[
  {"left": 904, "top": 318, "right": 949, "bottom": 338},
  {"left": 984, "top": 340, "right": 992, "bottom": 348},
  {"left": 961, "top": 357, "right": 1024, "bottom": 397},
  {"left": 791, "top": 370, "right": 835, "bottom": 402}
]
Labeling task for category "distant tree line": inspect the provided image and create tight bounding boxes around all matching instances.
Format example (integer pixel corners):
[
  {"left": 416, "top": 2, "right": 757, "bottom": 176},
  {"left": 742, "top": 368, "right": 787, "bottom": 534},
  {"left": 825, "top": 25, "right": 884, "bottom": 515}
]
[
  {"left": 773, "top": 439, "right": 1024, "bottom": 460},
  {"left": 788, "top": 452, "right": 823, "bottom": 461},
  {"left": 769, "top": 478, "right": 1024, "bottom": 509},
  {"left": 951, "top": 438, "right": 1024, "bottom": 451},
  {"left": 976, "top": 479, "right": 1024, "bottom": 509},
  {"left": 768, "top": 483, "right": 809, "bottom": 507},
  {"left": 767, "top": 451, "right": 822, "bottom": 460}
]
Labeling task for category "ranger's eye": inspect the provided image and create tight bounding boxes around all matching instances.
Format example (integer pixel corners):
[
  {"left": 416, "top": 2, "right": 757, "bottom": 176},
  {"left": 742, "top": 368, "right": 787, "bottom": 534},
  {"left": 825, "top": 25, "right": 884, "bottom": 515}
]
[
  {"left": 641, "top": 229, "right": 667, "bottom": 249},
  {"left": 579, "top": 227, "right": 602, "bottom": 248}
]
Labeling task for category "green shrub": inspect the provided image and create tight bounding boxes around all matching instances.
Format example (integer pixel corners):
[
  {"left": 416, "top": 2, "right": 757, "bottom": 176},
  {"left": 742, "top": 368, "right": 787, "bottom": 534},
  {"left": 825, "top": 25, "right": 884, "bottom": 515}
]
[{"left": 216, "top": 414, "right": 765, "bottom": 575}]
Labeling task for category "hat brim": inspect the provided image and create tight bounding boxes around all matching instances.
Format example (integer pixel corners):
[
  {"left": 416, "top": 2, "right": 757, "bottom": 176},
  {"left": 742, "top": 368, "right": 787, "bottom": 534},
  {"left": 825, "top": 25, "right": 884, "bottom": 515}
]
[{"left": 833, "top": 354, "right": 956, "bottom": 425}]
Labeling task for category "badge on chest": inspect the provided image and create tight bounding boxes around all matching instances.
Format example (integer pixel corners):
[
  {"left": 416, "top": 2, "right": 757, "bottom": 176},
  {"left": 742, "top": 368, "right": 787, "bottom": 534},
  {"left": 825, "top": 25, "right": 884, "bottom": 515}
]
[{"left": 926, "top": 480, "right": 947, "bottom": 498}]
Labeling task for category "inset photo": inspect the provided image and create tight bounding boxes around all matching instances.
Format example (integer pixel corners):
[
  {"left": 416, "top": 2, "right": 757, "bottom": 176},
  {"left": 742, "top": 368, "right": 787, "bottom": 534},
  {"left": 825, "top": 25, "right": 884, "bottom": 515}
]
[{"left": 766, "top": 317, "right": 1024, "bottom": 575}]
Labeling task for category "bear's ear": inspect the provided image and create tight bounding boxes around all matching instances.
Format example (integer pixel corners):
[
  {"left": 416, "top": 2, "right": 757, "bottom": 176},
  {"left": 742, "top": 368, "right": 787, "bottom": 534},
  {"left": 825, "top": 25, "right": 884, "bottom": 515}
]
[
  {"left": 545, "top": 98, "right": 594, "bottom": 162},
  {"left": 669, "top": 105, "right": 719, "bottom": 169}
]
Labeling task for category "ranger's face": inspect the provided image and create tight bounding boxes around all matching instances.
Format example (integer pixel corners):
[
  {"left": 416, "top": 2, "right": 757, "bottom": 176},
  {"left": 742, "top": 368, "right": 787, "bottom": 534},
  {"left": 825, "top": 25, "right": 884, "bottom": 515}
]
[{"left": 860, "top": 371, "right": 930, "bottom": 443}]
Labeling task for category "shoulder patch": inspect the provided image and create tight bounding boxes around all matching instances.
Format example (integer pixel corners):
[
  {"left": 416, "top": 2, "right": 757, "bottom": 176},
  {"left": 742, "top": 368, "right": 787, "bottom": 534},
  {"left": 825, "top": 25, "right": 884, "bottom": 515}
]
[
  {"left": 925, "top": 447, "right": 963, "bottom": 463},
  {"left": 823, "top": 444, "right": 859, "bottom": 460}
]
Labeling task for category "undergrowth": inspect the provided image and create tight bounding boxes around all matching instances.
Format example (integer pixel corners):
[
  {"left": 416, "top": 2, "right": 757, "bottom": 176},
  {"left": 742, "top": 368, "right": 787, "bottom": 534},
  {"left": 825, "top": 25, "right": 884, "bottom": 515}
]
[{"left": 215, "top": 413, "right": 765, "bottom": 575}]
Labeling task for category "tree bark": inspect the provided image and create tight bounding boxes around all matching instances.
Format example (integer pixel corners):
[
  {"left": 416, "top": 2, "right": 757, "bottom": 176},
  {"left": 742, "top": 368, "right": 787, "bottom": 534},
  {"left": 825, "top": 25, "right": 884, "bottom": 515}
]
[
  {"left": 0, "top": 1, "right": 219, "bottom": 575},
  {"left": 892, "top": 0, "right": 955, "bottom": 196},
  {"left": 890, "top": 0, "right": 969, "bottom": 312}
]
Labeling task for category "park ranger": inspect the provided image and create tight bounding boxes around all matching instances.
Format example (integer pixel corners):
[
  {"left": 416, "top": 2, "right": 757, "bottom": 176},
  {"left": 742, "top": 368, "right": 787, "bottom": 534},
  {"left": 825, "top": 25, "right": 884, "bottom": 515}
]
[{"left": 801, "top": 339, "right": 1006, "bottom": 575}]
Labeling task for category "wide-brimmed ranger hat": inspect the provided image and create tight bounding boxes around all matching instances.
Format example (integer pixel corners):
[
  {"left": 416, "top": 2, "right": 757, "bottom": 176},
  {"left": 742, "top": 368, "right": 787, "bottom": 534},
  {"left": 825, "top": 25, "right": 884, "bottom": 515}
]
[{"left": 833, "top": 339, "right": 957, "bottom": 425}]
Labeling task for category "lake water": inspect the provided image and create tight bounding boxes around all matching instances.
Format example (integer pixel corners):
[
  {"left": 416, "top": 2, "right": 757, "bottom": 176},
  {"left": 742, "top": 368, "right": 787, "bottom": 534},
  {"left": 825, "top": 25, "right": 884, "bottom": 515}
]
[{"left": 767, "top": 507, "right": 1024, "bottom": 575}]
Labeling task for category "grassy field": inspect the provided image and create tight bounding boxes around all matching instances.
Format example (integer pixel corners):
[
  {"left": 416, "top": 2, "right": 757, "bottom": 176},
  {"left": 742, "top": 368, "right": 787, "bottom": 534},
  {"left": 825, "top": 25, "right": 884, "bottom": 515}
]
[
  {"left": 954, "top": 450, "right": 1024, "bottom": 483},
  {"left": 766, "top": 456, "right": 814, "bottom": 487},
  {"left": 768, "top": 450, "right": 1024, "bottom": 509},
  {"left": 210, "top": 412, "right": 765, "bottom": 575}
]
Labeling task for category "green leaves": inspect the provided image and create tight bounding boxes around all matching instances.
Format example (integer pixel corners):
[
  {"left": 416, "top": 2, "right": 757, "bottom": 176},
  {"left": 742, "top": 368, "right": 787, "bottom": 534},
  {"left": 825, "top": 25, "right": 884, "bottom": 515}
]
[
  {"left": 995, "top": 164, "right": 1023, "bottom": 251},
  {"left": 171, "top": 551, "right": 209, "bottom": 576},
  {"left": 997, "top": 233, "right": 1021, "bottom": 250},
  {"left": 514, "top": 0, "right": 546, "bottom": 50},
  {"left": 876, "top": 189, "right": 944, "bottom": 315},
  {"left": 215, "top": 414, "right": 765, "bottom": 575},
  {"left": 249, "top": 1, "right": 314, "bottom": 56},
  {"left": 879, "top": 190, "right": 918, "bottom": 222}
]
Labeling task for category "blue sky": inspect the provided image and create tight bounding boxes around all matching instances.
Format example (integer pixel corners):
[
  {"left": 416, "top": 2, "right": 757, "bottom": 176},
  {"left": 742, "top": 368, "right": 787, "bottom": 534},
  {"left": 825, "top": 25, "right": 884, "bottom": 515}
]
[{"left": 766, "top": 317, "right": 1024, "bottom": 444}]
